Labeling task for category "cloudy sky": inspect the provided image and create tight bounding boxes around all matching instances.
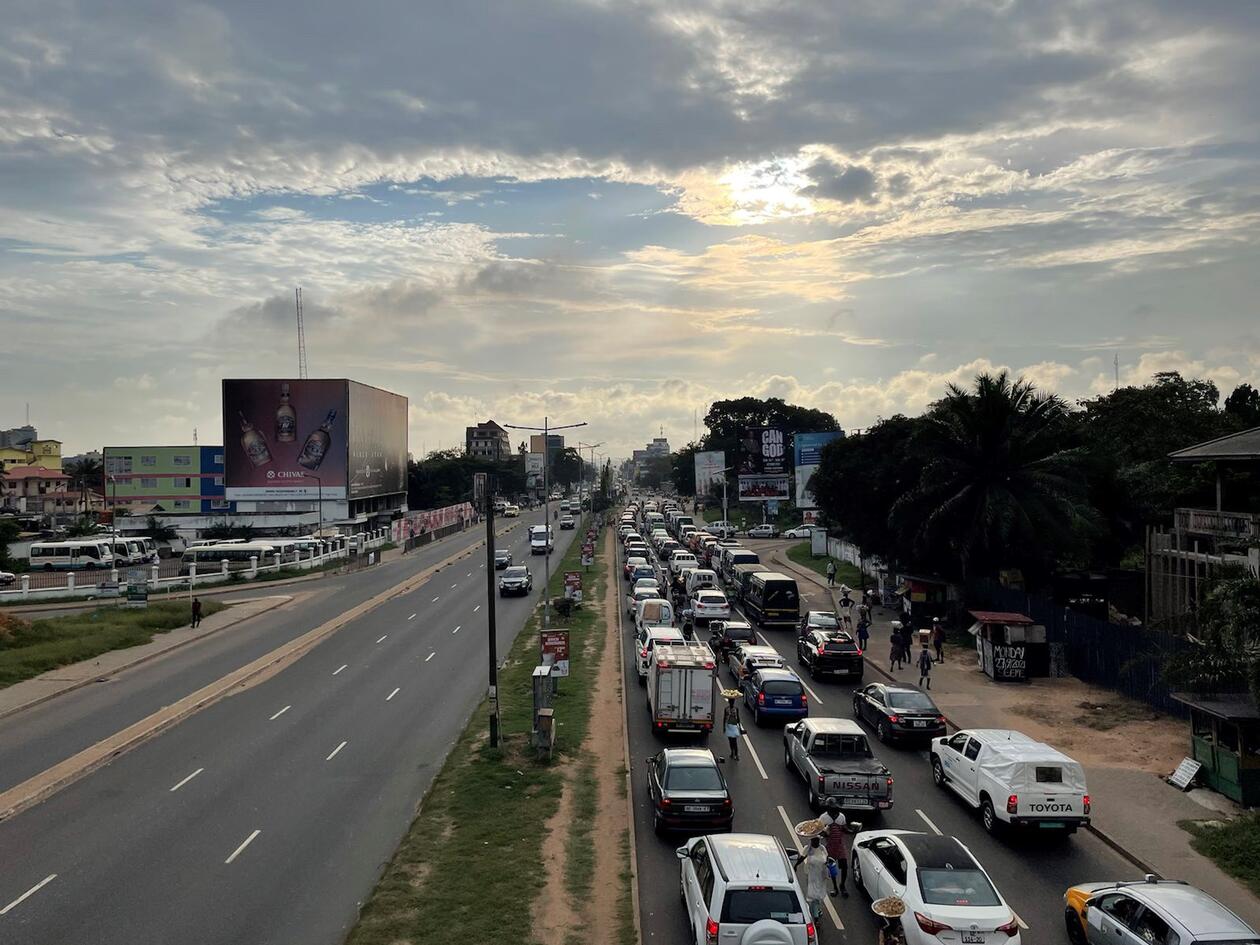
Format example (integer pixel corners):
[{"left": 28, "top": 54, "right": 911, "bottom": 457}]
[{"left": 5, "top": 0, "right": 1260, "bottom": 459}]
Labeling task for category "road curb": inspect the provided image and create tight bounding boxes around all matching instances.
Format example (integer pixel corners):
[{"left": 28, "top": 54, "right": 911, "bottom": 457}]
[
  {"left": 611, "top": 525, "right": 644, "bottom": 945},
  {"left": 0, "top": 534, "right": 502, "bottom": 823},
  {"left": 0, "top": 595, "right": 292, "bottom": 723}
]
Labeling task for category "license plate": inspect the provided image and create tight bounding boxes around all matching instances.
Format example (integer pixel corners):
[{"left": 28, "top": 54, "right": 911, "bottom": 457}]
[
  {"left": 775, "top": 699, "right": 791, "bottom": 706},
  {"left": 962, "top": 933, "right": 985, "bottom": 944},
  {"left": 913, "top": 720, "right": 927, "bottom": 727},
  {"left": 684, "top": 806, "right": 709, "bottom": 813},
  {"left": 1038, "top": 821, "right": 1064, "bottom": 829}
]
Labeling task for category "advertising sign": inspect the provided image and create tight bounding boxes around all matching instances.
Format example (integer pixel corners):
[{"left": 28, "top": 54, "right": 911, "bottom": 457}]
[
  {"left": 347, "top": 381, "right": 408, "bottom": 500},
  {"left": 564, "top": 570, "right": 583, "bottom": 602},
  {"left": 694, "top": 450, "right": 725, "bottom": 497},
  {"left": 737, "top": 475, "right": 791, "bottom": 501},
  {"left": 125, "top": 568, "right": 149, "bottom": 608},
  {"left": 541, "top": 629, "right": 570, "bottom": 677},
  {"left": 793, "top": 431, "right": 843, "bottom": 509},
  {"left": 526, "top": 453, "right": 545, "bottom": 489},
  {"left": 581, "top": 541, "right": 594, "bottom": 568},
  {"left": 390, "top": 502, "right": 476, "bottom": 543},
  {"left": 738, "top": 427, "right": 787, "bottom": 476},
  {"left": 223, "top": 379, "right": 350, "bottom": 500}
]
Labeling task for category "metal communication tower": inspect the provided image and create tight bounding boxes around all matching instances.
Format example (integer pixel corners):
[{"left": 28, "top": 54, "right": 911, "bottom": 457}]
[{"left": 295, "top": 286, "right": 309, "bottom": 379}]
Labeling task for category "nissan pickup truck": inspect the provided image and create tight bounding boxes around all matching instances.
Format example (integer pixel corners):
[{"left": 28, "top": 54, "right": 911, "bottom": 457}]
[{"left": 783, "top": 717, "right": 893, "bottom": 815}]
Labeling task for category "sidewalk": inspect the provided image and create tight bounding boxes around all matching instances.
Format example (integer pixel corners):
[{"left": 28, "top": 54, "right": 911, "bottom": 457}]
[
  {"left": 771, "top": 547, "right": 1260, "bottom": 929},
  {"left": 0, "top": 595, "right": 291, "bottom": 721}
]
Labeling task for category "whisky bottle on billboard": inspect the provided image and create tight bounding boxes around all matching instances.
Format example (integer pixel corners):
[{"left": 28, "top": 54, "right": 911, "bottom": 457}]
[
  {"left": 275, "top": 383, "right": 297, "bottom": 442},
  {"left": 238, "top": 413, "right": 272, "bottom": 467},
  {"left": 298, "top": 409, "right": 336, "bottom": 470}
]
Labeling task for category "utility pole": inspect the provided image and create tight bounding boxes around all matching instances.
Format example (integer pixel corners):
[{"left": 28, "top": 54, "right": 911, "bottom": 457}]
[
  {"left": 295, "top": 287, "right": 309, "bottom": 379},
  {"left": 477, "top": 472, "right": 500, "bottom": 747},
  {"left": 1114, "top": 352, "right": 1120, "bottom": 392}
]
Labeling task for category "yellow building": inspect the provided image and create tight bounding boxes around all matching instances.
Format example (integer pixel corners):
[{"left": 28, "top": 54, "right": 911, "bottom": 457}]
[{"left": 0, "top": 439, "right": 62, "bottom": 471}]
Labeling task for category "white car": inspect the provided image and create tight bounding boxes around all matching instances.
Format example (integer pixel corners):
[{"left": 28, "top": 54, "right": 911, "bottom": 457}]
[
  {"left": 678, "top": 833, "right": 817, "bottom": 945},
  {"left": 668, "top": 552, "right": 698, "bottom": 576},
  {"left": 746, "top": 524, "right": 779, "bottom": 539},
  {"left": 503, "top": 504, "right": 520, "bottom": 518},
  {"left": 0, "top": 570, "right": 16, "bottom": 587},
  {"left": 726, "top": 642, "right": 785, "bottom": 680},
  {"left": 689, "top": 589, "right": 730, "bottom": 623},
  {"left": 850, "top": 830, "right": 1021, "bottom": 944},
  {"left": 636, "top": 625, "right": 686, "bottom": 680},
  {"left": 626, "top": 586, "right": 662, "bottom": 616},
  {"left": 783, "top": 526, "right": 813, "bottom": 539},
  {"left": 704, "top": 521, "right": 737, "bottom": 539}
]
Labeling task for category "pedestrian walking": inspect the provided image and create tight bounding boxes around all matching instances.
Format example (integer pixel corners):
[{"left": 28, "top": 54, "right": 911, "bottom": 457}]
[
  {"left": 918, "top": 644, "right": 933, "bottom": 689},
  {"left": 825, "top": 560, "right": 836, "bottom": 587},
  {"left": 191, "top": 596, "right": 203, "bottom": 629},
  {"left": 858, "top": 600, "right": 871, "bottom": 625},
  {"left": 856, "top": 618, "right": 870, "bottom": 652},
  {"left": 798, "top": 835, "right": 829, "bottom": 921},
  {"left": 931, "top": 617, "right": 945, "bottom": 663},
  {"left": 889, "top": 621, "right": 903, "bottom": 672},
  {"left": 821, "top": 804, "right": 850, "bottom": 897},
  {"left": 723, "top": 695, "right": 742, "bottom": 760}
]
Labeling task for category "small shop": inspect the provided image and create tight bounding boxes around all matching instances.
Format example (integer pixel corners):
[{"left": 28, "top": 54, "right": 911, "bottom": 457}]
[
  {"left": 892, "top": 572, "right": 953, "bottom": 622},
  {"left": 1171, "top": 693, "right": 1260, "bottom": 806},
  {"left": 967, "top": 610, "right": 1049, "bottom": 683}
]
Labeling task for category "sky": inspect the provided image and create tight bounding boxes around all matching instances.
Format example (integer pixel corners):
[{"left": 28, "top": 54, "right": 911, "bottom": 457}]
[{"left": 4, "top": 0, "right": 1260, "bottom": 460}]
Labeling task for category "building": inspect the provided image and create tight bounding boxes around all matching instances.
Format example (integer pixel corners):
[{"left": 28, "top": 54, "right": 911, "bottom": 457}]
[
  {"left": 63, "top": 449, "right": 103, "bottom": 468},
  {"left": 103, "top": 446, "right": 235, "bottom": 516},
  {"left": 0, "top": 465, "right": 76, "bottom": 520},
  {"left": 0, "top": 438, "right": 62, "bottom": 471},
  {"left": 529, "top": 434, "right": 565, "bottom": 460},
  {"left": 465, "top": 421, "right": 511, "bottom": 461},
  {"left": 0, "top": 425, "right": 37, "bottom": 448},
  {"left": 647, "top": 436, "right": 670, "bottom": 456}
]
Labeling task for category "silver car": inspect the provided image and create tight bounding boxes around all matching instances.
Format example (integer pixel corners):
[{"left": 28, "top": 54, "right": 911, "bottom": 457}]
[{"left": 1065, "top": 876, "right": 1259, "bottom": 945}]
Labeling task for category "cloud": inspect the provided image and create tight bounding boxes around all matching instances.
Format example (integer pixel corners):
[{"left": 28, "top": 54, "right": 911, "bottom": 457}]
[{"left": 800, "top": 159, "right": 879, "bottom": 204}]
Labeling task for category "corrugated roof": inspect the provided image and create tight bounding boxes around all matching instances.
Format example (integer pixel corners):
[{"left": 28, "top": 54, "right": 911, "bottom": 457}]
[
  {"left": 1, "top": 465, "right": 69, "bottom": 480},
  {"left": 1168, "top": 426, "right": 1260, "bottom": 462},
  {"left": 969, "top": 610, "right": 1034, "bottom": 625}
]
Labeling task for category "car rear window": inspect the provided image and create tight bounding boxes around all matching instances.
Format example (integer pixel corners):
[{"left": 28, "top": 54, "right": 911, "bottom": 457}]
[
  {"left": 917, "top": 868, "right": 1001, "bottom": 907},
  {"left": 823, "top": 639, "right": 858, "bottom": 654},
  {"left": 762, "top": 680, "right": 802, "bottom": 697},
  {"left": 698, "top": 592, "right": 725, "bottom": 603},
  {"left": 664, "top": 765, "right": 723, "bottom": 791},
  {"left": 720, "top": 889, "right": 803, "bottom": 924},
  {"left": 1035, "top": 766, "right": 1063, "bottom": 783},
  {"left": 887, "top": 691, "right": 937, "bottom": 710},
  {"left": 726, "top": 625, "right": 755, "bottom": 640}
]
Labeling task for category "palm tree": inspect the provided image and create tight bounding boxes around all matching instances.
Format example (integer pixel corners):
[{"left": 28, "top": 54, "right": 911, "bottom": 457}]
[
  {"left": 65, "top": 457, "right": 104, "bottom": 516},
  {"left": 891, "top": 371, "right": 1090, "bottom": 581}
]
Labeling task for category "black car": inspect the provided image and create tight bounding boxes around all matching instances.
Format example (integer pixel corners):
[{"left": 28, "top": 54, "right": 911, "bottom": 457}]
[
  {"left": 494, "top": 549, "right": 512, "bottom": 570},
  {"left": 706, "top": 619, "right": 756, "bottom": 659},
  {"left": 498, "top": 565, "right": 533, "bottom": 597},
  {"left": 852, "top": 682, "right": 946, "bottom": 743},
  {"left": 797, "top": 629, "right": 864, "bottom": 681},
  {"left": 645, "top": 748, "right": 732, "bottom": 835},
  {"left": 797, "top": 610, "right": 841, "bottom": 638}
]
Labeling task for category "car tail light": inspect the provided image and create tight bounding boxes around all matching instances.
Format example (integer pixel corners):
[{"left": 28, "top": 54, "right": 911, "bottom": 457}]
[
  {"left": 1007, "top": 794, "right": 1018, "bottom": 814},
  {"left": 705, "top": 917, "right": 719, "bottom": 945},
  {"left": 856, "top": 648, "right": 863, "bottom": 655},
  {"left": 817, "top": 774, "right": 826, "bottom": 791},
  {"left": 914, "top": 912, "right": 953, "bottom": 935},
  {"left": 887, "top": 776, "right": 894, "bottom": 786},
  {"left": 722, "top": 797, "right": 731, "bottom": 806},
  {"left": 997, "top": 916, "right": 1020, "bottom": 937},
  {"left": 757, "top": 692, "right": 765, "bottom": 705},
  {"left": 887, "top": 714, "right": 899, "bottom": 723},
  {"left": 800, "top": 692, "right": 807, "bottom": 706},
  {"left": 806, "top": 921, "right": 817, "bottom": 944},
  {"left": 661, "top": 798, "right": 672, "bottom": 806},
  {"left": 1083, "top": 794, "right": 1091, "bottom": 814},
  {"left": 936, "top": 715, "right": 947, "bottom": 724},
  {"left": 640, "top": 648, "right": 648, "bottom": 659}
]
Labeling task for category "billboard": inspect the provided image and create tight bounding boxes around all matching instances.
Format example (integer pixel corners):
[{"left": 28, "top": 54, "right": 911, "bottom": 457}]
[
  {"left": 347, "top": 381, "right": 408, "bottom": 500},
  {"left": 694, "top": 450, "right": 725, "bottom": 497},
  {"left": 793, "top": 431, "right": 843, "bottom": 509},
  {"left": 223, "top": 379, "right": 350, "bottom": 500},
  {"left": 526, "top": 452, "right": 545, "bottom": 489},
  {"left": 738, "top": 427, "right": 787, "bottom": 475},
  {"left": 737, "top": 475, "right": 791, "bottom": 501}
]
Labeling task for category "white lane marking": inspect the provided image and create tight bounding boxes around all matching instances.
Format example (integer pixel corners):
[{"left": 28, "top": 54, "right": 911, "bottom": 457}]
[
  {"left": 408, "top": 613, "right": 417, "bottom": 620},
  {"left": 169, "top": 767, "right": 204, "bottom": 793},
  {"left": 332, "top": 664, "right": 347, "bottom": 675},
  {"left": 432, "top": 596, "right": 439, "bottom": 602},
  {"left": 1, "top": 874, "right": 57, "bottom": 915},
  {"left": 916, "top": 808, "right": 943, "bottom": 835},
  {"left": 741, "top": 733, "right": 768, "bottom": 780},
  {"left": 480, "top": 564, "right": 485, "bottom": 569},
  {"left": 452, "top": 625, "right": 461, "bottom": 634},
  {"left": 451, "top": 583, "right": 458, "bottom": 589},
  {"left": 776, "top": 806, "right": 844, "bottom": 931},
  {"left": 376, "top": 634, "right": 388, "bottom": 644},
  {"left": 269, "top": 705, "right": 291, "bottom": 721},
  {"left": 224, "top": 829, "right": 261, "bottom": 864},
  {"left": 757, "top": 631, "right": 823, "bottom": 705},
  {"left": 473, "top": 605, "right": 481, "bottom": 613},
  {"left": 386, "top": 687, "right": 400, "bottom": 702},
  {"left": 326, "top": 740, "right": 347, "bottom": 761},
  {"left": 425, "top": 652, "right": 436, "bottom": 662},
  {"left": 466, "top": 572, "right": 472, "bottom": 577}
]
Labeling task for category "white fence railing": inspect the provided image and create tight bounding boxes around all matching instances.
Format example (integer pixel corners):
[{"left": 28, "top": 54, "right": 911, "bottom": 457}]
[{"left": 1, "top": 529, "right": 392, "bottom": 603}]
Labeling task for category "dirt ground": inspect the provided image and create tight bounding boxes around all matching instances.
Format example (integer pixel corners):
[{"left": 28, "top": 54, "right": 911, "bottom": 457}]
[{"left": 532, "top": 529, "right": 633, "bottom": 944}]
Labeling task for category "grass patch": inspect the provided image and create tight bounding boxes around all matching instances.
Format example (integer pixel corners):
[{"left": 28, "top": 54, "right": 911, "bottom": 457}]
[
  {"left": 347, "top": 525, "right": 612, "bottom": 945},
  {"left": 1181, "top": 815, "right": 1260, "bottom": 897},
  {"left": 786, "top": 541, "right": 864, "bottom": 587},
  {"left": 616, "top": 827, "right": 637, "bottom": 945},
  {"left": 0, "top": 600, "right": 226, "bottom": 688}
]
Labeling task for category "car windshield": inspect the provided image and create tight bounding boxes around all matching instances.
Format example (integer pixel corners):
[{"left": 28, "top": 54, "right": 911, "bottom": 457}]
[
  {"left": 917, "top": 868, "right": 1001, "bottom": 907},
  {"left": 495, "top": 551, "right": 510, "bottom": 559},
  {"left": 762, "top": 680, "right": 802, "bottom": 697},
  {"left": 720, "top": 889, "right": 804, "bottom": 925},
  {"left": 664, "top": 765, "right": 723, "bottom": 791},
  {"left": 808, "top": 614, "right": 839, "bottom": 627},
  {"left": 887, "top": 691, "right": 938, "bottom": 710},
  {"left": 504, "top": 567, "right": 527, "bottom": 578}
]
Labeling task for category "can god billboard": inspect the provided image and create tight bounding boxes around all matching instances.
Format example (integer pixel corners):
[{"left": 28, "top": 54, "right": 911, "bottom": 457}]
[
  {"left": 347, "top": 381, "right": 408, "bottom": 500},
  {"left": 694, "top": 450, "right": 725, "bottom": 497},
  {"left": 223, "top": 379, "right": 349, "bottom": 500},
  {"left": 738, "top": 427, "right": 787, "bottom": 476}
]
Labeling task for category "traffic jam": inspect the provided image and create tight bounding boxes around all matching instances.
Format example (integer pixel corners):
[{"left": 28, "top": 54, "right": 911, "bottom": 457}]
[{"left": 615, "top": 498, "right": 1259, "bottom": 945}]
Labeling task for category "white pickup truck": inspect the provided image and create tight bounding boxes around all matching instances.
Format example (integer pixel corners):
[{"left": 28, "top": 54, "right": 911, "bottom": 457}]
[
  {"left": 929, "top": 728, "right": 1091, "bottom": 835},
  {"left": 783, "top": 718, "right": 894, "bottom": 814}
]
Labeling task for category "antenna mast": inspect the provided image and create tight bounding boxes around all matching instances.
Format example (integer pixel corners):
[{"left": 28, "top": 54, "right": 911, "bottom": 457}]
[
  {"left": 295, "top": 287, "right": 309, "bottom": 379},
  {"left": 1114, "top": 352, "right": 1120, "bottom": 392}
]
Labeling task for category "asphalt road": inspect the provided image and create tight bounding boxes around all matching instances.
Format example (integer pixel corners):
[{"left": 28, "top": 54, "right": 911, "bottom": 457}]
[
  {"left": 0, "top": 510, "right": 577, "bottom": 944},
  {"left": 621, "top": 530, "right": 1141, "bottom": 945}
]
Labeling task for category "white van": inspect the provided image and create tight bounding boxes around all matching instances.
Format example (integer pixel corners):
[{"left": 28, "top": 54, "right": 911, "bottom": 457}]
[
  {"left": 634, "top": 597, "right": 675, "bottom": 636},
  {"left": 529, "top": 525, "right": 554, "bottom": 555},
  {"left": 929, "top": 728, "right": 1090, "bottom": 835},
  {"left": 28, "top": 540, "right": 115, "bottom": 571},
  {"left": 684, "top": 568, "right": 719, "bottom": 598}
]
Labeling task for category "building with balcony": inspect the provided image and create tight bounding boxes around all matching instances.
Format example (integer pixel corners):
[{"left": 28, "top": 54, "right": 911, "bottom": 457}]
[
  {"left": 0, "top": 465, "right": 76, "bottom": 521},
  {"left": 102, "top": 446, "right": 235, "bottom": 516},
  {"left": 465, "top": 421, "right": 511, "bottom": 461},
  {"left": 0, "top": 438, "right": 62, "bottom": 471}
]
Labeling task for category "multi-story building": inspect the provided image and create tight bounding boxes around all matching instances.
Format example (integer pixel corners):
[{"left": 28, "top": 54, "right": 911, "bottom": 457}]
[
  {"left": 0, "top": 465, "right": 76, "bottom": 520},
  {"left": 529, "top": 434, "right": 565, "bottom": 461},
  {"left": 0, "top": 438, "right": 62, "bottom": 471},
  {"left": 647, "top": 436, "right": 670, "bottom": 456},
  {"left": 465, "top": 421, "right": 511, "bottom": 461},
  {"left": 0, "top": 425, "right": 37, "bottom": 448},
  {"left": 102, "top": 446, "right": 235, "bottom": 516}
]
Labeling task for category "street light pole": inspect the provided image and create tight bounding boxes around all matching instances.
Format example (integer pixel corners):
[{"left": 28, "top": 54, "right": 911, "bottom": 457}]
[{"left": 307, "top": 473, "right": 323, "bottom": 544}]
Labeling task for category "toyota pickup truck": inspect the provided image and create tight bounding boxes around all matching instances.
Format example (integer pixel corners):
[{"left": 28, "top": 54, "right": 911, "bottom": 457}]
[{"left": 783, "top": 717, "right": 893, "bottom": 814}]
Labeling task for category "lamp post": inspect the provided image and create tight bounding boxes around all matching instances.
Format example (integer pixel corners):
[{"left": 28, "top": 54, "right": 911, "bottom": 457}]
[
  {"left": 109, "top": 475, "right": 117, "bottom": 524},
  {"left": 578, "top": 441, "right": 604, "bottom": 518},
  {"left": 307, "top": 473, "right": 324, "bottom": 544},
  {"left": 504, "top": 417, "right": 587, "bottom": 630}
]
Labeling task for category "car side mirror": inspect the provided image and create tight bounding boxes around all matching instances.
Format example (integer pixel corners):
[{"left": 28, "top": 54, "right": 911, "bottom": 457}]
[{"left": 675, "top": 846, "right": 692, "bottom": 861}]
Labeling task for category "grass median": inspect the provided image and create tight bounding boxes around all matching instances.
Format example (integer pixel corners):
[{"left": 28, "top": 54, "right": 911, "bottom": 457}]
[
  {"left": 348, "top": 519, "right": 631, "bottom": 945},
  {"left": 0, "top": 600, "right": 226, "bottom": 688}
]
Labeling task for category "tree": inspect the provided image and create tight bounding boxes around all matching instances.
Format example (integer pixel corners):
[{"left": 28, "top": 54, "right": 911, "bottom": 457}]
[
  {"left": 890, "top": 371, "right": 1091, "bottom": 582},
  {"left": 671, "top": 443, "right": 699, "bottom": 496},
  {"left": 66, "top": 516, "right": 100, "bottom": 538},
  {"left": 0, "top": 518, "right": 20, "bottom": 570},
  {"left": 201, "top": 519, "right": 254, "bottom": 541},
  {"left": 702, "top": 397, "right": 841, "bottom": 473},
  {"left": 1224, "top": 383, "right": 1260, "bottom": 429},
  {"left": 1164, "top": 568, "right": 1260, "bottom": 704},
  {"left": 552, "top": 448, "right": 583, "bottom": 489},
  {"left": 65, "top": 456, "right": 104, "bottom": 517},
  {"left": 145, "top": 515, "right": 179, "bottom": 544}
]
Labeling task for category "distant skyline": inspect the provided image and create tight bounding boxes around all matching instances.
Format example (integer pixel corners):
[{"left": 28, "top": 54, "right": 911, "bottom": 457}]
[{"left": 4, "top": 1, "right": 1259, "bottom": 458}]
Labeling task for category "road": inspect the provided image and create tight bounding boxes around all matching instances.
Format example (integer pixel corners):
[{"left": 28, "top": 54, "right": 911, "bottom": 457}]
[
  {"left": 0, "top": 510, "right": 576, "bottom": 945},
  {"left": 621, "top": 532, "right": 1142, "bottom": 945}
]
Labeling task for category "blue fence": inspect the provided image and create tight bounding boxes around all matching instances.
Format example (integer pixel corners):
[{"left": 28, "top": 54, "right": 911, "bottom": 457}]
[{"left": 970, "top": 581, "right": 1192, "bottom": 717}]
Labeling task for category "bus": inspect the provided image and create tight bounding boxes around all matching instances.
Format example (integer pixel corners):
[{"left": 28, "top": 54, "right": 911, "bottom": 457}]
[
  {"left": 743, "top": 572, "right": 801, "bottom": 630},
  {"left": 28, "top": 540, "right": 116, "bottom": 571},
  {"left": 179, "top": 542, "right": 298, "bottom": 576}
]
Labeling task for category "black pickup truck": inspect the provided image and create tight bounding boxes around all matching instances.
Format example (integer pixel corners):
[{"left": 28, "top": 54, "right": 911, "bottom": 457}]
[{"left": 796, "top": 629, "right": 864, "bottom": 681}]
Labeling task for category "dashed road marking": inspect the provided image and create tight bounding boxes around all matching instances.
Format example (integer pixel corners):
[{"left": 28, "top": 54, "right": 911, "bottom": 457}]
[
  {"left": 741, "top": 732, "right": 768, "bottom": 780},
  {"left": 332, "top": 664, "right": 347, "bottom": 676},
  {"left": 326, "top": 740, "right": 347, "bottom": 761},
  {"left": 224, "top": 829, "right": 261, "bottom": 864},
  {"left": 386, "top": 687, "right": 400, "bottom": 702},
  {"left": 473, "top": 605, "right": 481, "bottom": 613},
  {"left": 408, "top": 613, "right": 417, "bottom": 620},
  {"left": 916, "top": 808, "right": 943, "bottom": 835},
  {"left": 169, "top": 768, "right": 204, "bottom": 792},
  {"left": 269, "top": 705, "right": 291, "bottom": 721},
  {"left": 1, "top": 874, "right": 57, "bottom": 915},
  {"left": 376, "top": 635, "right": 388, "bottom": 644},
  {"left": 425, "top": 652, "right": 436, "bottom": 662},
  {"left": 452, "top": 625, "right": 461, "bottom": 634},
  {"left": 432, "top": 596, "right": 439, "bottom": 603}
]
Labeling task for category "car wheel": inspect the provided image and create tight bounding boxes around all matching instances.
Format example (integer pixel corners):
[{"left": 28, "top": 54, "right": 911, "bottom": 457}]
[
  {"left": 784, "top": 747, "right": 793, "bottom": 771},
  {"left": 1065, "top": 906, "right": 1088, "bottom": 945},
  {"left": 808, "top": 783, "right": 820, "bottom": 813},
  {"left": 852, "top": 698, "right": 863, "bottom": 720},
  {"left": 753, "top": 707, "right": 762, "bottom": 727},
  {"left": 637, "top": 673, "right": 646, "bottom": 687},
  {"left": 981, "top": 798, "right": 1001, "bottom": 835},
  {"left": 851, "top": 853, "right": 869, "bottom": 899},
  {"left": 876, "top": 720, "right": 889, "bottom": 743},
  {"left": 653, "top": 809, "right": 664, "bottom": 836},
  {"left": 931, "top": 757, "right": 946, "bottom": 788}
]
